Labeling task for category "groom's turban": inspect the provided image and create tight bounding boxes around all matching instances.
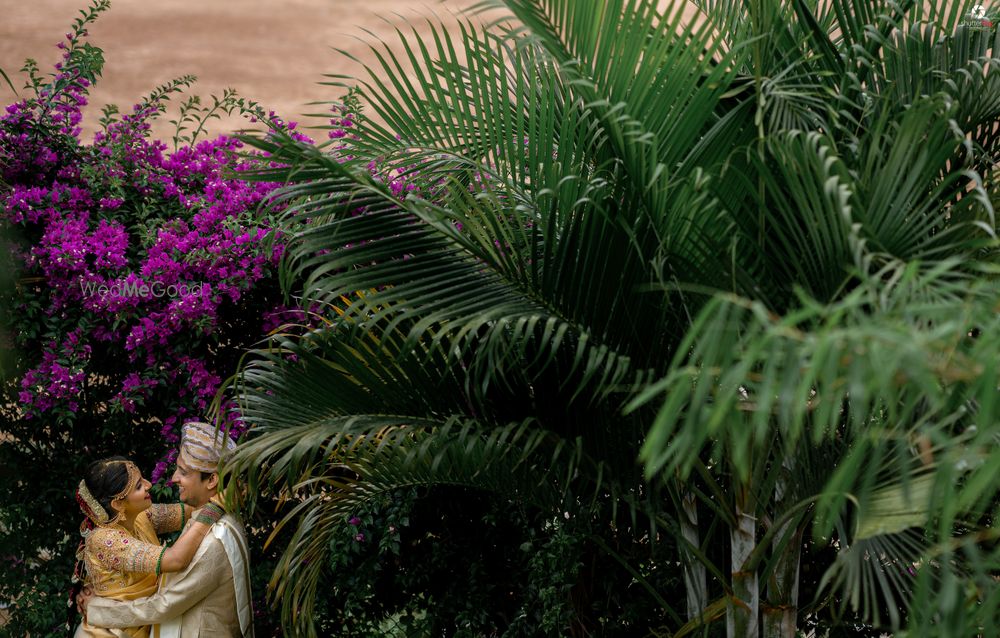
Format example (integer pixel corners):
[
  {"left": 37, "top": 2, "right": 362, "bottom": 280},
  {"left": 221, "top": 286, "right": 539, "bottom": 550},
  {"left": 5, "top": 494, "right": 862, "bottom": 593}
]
[{"left": 179, "top": 421, "right": 237, "bottom": 473}]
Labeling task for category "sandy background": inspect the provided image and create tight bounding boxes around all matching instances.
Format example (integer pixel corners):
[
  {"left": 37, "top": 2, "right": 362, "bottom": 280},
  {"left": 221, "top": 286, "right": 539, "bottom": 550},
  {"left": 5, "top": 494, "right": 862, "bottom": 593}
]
[
  {"left": 0, "top": 0, "right": 484, "bottom": 141},
  {"left": 0, "top": 1, "right": 712, "bottom": 143},
  {"left": 0, "top": 1, "right": 970, "bottom": 145}
]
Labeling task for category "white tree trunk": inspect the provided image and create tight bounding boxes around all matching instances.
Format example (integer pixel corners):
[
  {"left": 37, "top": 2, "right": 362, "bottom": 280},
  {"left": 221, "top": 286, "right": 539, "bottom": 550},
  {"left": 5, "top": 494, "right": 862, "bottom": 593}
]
[
  {"left": 728, "top": 483, "right": 758, "bottom": 638},
  {"left": 763, "top": 454, "right": 801, "bottom": 638},
  {"left": 680, "top": 490, "right": 707, "bottom": 621},
  {"left": 762, "top": 525, "right": 802, "bottom": 638}
]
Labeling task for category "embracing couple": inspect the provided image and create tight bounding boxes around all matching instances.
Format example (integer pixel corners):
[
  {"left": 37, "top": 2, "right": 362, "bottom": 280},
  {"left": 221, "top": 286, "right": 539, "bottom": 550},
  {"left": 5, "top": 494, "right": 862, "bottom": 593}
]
[{"left": 72, "top": 421, "right": 253, "bottom": 638}]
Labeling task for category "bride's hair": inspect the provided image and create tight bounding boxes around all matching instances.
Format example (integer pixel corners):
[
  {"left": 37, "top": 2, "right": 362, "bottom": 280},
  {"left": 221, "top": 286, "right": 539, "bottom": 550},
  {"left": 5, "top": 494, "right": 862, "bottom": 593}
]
[{"left": 82, "top": 455, "right": 132, "bottom": 515}]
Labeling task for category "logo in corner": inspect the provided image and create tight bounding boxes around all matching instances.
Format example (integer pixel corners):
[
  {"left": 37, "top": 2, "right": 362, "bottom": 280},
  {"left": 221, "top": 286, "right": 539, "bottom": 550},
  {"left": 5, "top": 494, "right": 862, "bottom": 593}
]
[{"left": 964, "top": 3, "right": 995, "bottom": 28}]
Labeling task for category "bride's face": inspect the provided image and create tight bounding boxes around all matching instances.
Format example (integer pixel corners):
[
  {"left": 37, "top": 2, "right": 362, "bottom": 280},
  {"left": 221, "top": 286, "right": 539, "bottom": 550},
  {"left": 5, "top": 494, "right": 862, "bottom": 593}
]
[{"left": 115, "top": 475, "right": 153, "bottom": 519}]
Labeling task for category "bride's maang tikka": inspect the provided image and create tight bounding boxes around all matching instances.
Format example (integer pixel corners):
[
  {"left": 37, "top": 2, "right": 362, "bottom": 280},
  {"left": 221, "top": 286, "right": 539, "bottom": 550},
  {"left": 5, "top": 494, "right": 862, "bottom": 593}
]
[{"left": 76, "top": 460, "right": 141, "bottom": 526}]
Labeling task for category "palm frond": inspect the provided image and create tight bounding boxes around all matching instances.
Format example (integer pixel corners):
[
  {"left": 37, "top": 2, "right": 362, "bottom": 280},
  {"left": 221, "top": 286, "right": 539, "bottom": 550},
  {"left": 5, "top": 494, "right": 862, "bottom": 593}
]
[
  {"left": 817, "top": 529, "right": 926, "bottom": 629},
  {"left": 636, "top": 264, "right": 999, "bottom": 475},
  {"left": 228, "top": 407, "right": 611, "bottom": 636},
  {"left": 729, "top": 130, "right": 857, "bottom": 301},
  {"left": 222, "top": 301, "right": 660, "bottom": 635}
]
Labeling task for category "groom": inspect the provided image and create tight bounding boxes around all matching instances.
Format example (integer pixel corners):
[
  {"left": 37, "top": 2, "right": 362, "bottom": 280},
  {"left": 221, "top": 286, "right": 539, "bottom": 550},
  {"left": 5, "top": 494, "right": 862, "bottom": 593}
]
[{"left": 84, "top": 421, "right": 254, "bottom": 637}]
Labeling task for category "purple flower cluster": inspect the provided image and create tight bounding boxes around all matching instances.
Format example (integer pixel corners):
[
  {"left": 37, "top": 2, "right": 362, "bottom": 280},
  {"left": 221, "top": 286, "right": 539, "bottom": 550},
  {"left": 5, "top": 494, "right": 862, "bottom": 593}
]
[
  {"left": 6, "top": 102, "right": 284, "bottom": 431},
  {"left": 1, "top": 5, "right": 389, "bottom": 488},
  {"left": 17, "top": 329, "right": 89, "bottom": 413},
  {"left": 328, "top": 106, "right": 355, "bottom": 141},
  {"left": 1, "top": 24, "right": 363, "bottom": 480},
  {"left": 48, "top": 34, "right": 92, "bottom": 138}
]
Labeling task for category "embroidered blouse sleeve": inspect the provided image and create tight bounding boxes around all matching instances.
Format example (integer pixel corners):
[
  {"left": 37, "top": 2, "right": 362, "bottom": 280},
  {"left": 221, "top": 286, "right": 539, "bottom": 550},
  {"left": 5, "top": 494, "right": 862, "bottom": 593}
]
[
  {"left": 147, "top": 503, "right": 184, "bottom": 534},
  {"left": 88, "top": 527, "right": 164, "bottom": 574}
]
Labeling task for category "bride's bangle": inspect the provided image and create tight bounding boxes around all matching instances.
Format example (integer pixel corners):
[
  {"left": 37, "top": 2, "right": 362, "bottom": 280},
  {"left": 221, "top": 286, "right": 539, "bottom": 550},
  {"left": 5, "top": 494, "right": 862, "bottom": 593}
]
[
  {"left": 194, "top": 502, "right": 225, "bottom": 526},
  {"left": 155, "top": 546, "right": 167, "bottom": 576}
]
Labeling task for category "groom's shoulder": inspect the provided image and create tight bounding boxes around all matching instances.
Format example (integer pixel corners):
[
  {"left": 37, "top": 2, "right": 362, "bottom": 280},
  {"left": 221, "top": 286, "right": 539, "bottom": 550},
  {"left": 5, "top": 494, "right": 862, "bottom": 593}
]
[
  {"left": 217, "top": 513, "right": 248, "bottom": 538},
  {"left": 181, "top": 529, "right": 231, "bottom": 575}
]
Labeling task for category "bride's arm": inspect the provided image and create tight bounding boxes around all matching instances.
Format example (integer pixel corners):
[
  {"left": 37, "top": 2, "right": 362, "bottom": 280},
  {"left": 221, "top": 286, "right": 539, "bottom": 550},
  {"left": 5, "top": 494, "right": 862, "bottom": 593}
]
[
  {"left": 156, "top": 503, "right": 225, "bottom": 573},
  {"left": 147, "top": 503, "right": 186, "bottom": 535},
  {"left": 84, "top": 505, "right": 223, "bottom": 579},
  {"left": 82, "top": 537, "right": 230, "bottom": 629}
]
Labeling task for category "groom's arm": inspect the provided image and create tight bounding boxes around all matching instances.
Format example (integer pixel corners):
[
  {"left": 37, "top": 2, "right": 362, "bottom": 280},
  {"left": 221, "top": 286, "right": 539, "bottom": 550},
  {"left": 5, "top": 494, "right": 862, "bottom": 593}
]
[{"left": 86, "top": 535, "right": 228, "bottom": 629}]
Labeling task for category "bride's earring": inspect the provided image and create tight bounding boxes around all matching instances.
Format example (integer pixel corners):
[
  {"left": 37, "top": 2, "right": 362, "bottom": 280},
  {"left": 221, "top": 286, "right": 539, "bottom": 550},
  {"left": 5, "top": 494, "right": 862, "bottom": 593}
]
[{"left": 107, "top": 500, "right": 125, "bottom": 525}]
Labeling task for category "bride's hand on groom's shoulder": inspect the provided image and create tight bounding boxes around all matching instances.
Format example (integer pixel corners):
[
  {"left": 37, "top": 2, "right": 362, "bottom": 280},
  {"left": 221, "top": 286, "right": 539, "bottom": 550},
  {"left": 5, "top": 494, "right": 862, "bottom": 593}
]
[
  {"left": 76, "top": 585, "right": 93, "bottom": 616},
  {"left": 194, "top": 502, "right": 226, "bottom": 526}
]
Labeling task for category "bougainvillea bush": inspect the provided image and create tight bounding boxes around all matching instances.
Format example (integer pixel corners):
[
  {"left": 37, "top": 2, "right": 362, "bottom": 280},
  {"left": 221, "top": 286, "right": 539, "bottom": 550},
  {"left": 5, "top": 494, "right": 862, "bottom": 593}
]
[{"left": 0, "top": 2, "right": 301, "bottom": 631}]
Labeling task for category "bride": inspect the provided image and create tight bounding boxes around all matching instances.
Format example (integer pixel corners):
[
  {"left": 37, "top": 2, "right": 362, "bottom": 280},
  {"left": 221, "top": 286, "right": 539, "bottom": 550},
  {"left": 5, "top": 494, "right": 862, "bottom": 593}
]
[{"left": 72, "top": 456, "right": 224, "bottom": 638}]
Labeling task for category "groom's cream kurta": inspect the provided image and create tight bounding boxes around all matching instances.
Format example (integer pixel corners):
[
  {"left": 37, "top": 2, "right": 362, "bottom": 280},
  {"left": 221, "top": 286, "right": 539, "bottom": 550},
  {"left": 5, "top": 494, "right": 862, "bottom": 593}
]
[{"left": 86, "top": 515, "right": 253, "bottom": 638}]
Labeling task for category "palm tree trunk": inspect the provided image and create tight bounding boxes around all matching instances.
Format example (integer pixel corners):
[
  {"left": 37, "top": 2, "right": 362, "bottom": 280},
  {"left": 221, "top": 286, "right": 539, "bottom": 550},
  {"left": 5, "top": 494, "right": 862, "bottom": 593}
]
[
  {"left": 762, "top": 525, "right": 802, "bottom": 638},
  {"left": 728, "top": 481, "right": 758, "bottom": 638},
  {"left": 680, "top": 490, "right": 707, "bottom": 621},
  {"left": 763, "top": 452, "right": 801, "bottom": 638}
]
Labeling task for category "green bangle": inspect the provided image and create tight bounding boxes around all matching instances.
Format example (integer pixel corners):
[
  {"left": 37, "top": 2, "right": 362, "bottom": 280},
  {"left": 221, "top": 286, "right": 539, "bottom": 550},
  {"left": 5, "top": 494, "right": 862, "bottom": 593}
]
[
  {"left": 155, "top": 546, "right": 167, "bottom": 577},
  {"left": 180, "top": 502, "right": 185, "bottom": 529},
  {"left": 194, "top": 503, "right": 225, "bottom": 526}
]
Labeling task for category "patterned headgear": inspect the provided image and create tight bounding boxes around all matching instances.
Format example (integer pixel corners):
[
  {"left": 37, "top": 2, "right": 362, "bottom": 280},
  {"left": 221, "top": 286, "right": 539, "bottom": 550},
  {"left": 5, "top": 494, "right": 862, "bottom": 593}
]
[
  {"left": 179, "top": 421, "right": 237, "bottom": 473},
  {"left": 75, "top": 459, "right": 141, "bottom": 527}
]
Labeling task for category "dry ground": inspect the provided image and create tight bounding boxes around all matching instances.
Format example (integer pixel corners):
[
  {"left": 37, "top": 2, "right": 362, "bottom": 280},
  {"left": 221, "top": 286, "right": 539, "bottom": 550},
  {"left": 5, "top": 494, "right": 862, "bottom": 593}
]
[
  {"left": 0, "top": 1, "right": 706, "bottom": 142},
  {"left": 0, "top": 0, "right": 484, "bottom": 141}
]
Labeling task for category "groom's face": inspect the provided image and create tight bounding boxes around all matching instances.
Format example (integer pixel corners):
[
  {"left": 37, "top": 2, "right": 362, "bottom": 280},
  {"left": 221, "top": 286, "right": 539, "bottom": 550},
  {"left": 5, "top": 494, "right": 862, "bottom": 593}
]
[{"left": 172, "top": 455, "right": 217, "bottom": 508}]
